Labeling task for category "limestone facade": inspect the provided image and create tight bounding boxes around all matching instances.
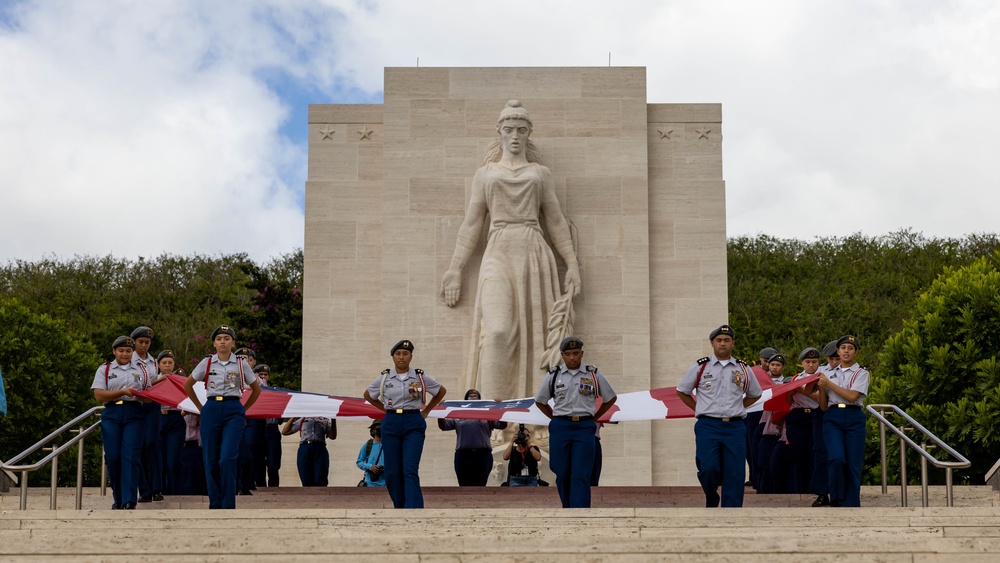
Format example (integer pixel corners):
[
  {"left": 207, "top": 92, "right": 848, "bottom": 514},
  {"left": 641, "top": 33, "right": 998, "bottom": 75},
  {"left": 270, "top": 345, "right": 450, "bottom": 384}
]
[{"left": 303, "top": 67, "right": 726, "bottom": 487}]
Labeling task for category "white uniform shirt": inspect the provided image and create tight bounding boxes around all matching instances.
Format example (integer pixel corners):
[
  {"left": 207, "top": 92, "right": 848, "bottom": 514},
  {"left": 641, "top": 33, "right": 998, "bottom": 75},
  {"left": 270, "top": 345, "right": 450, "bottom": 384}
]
[
  {"left": 91, "top": 360, "right": 150, "bottom": 401},
  {"left": 677, "top": 356, "right": 763, "bottom": 419},
  {"left": 534, "top": 363, "right": 616, "bottom": 417},
  {"left": 191, "top": 354, "right": 257, "bottom": 398},
  {"left": 825, "top": 362, "right": 869, "bottom": 407}
]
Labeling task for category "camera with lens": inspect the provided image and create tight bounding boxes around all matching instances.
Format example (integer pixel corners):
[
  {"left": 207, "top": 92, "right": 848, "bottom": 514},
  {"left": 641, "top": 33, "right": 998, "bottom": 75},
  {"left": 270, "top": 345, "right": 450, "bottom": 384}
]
[
  {"left": 514, "top": 424, "right": 530, "bottom": 446},
  {"left": 369, "top": 465, "right": 383, "bottom": 478}
]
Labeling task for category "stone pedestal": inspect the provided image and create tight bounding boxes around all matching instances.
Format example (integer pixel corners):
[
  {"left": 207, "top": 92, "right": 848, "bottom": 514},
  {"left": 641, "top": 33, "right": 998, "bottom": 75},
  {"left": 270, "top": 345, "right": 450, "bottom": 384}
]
[{"left": 303, "top": 67, "right": 727, "bottom": 487}]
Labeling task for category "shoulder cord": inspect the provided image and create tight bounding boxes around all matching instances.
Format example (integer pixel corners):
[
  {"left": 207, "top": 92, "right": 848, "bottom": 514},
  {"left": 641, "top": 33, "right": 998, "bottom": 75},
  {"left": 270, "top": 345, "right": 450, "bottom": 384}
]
[
  {"left": 135, "top": 362, "right": 151, "bottom": 390},
  {"left": 104, "top": 362, "right": 111, "bottom": 387}
]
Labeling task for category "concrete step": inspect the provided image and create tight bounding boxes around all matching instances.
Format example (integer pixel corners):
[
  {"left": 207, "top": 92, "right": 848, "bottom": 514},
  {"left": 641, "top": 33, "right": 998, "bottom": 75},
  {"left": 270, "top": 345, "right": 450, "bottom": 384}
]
[
  {"left": 4, "top": 505, "right": 1000, "bottom": 560},
  {"left": 2, "top": 485, "right": 997, "bottom": 511}
]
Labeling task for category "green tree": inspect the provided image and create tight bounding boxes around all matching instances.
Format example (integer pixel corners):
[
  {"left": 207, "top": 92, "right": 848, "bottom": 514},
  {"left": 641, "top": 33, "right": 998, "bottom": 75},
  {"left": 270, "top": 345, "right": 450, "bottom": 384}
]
[
  {"left": 868, "top": 252, "right": 1000, "bottom": 485},
  {"left": 227, "top": 250, "right": 303, "bottom": 389},
  {"left": 728, "top": 230, "right": 1000, "bottom": 376},
  {"left": 0, "top": 298, "right": 103, "bottom": 486}
]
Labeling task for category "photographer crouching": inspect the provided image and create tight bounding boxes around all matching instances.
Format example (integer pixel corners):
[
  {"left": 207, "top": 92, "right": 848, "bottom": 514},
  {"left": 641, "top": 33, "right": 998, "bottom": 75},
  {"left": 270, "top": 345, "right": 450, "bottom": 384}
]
[{"left": 504, "top": 424, "right": 541, "bottom": 486}]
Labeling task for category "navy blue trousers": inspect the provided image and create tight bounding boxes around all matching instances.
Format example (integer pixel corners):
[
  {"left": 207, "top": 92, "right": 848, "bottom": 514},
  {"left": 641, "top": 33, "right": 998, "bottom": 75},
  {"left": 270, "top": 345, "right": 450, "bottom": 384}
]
[
  {"left": 809, "top": 410, "right": 829, "bottom": 495},
  {"left": 102, "top": 402, "right": 144, "bottom": 507},
  {"left": 454, "top": 448, "right": 493, "bottom": 486},
  {"left": 138, "top": 401, "right": 162, "bottom": 498},
  {"left": 239, "top": 418, "right": 263, "bottom": 491},
  {"left": 200, "top": 399, "right": 246, "bottom": 509},
  {"left": 548, "top": 417, "right": 596, "bottom": 508},
  {"left": 786, "top": 408, "right": 824, "bottom": 494},
  {"left": 694, "top": 417, "right": 747, "bottom": 507},
  {"left": 178, "top": 441, "right": 206, "bottom": 495},
  {"left": 158, "top": 410, "right": 185, "bottom": 495},
  {"left": 591, "top": 438, "right": 603, "bottom": 486},
  {"left": 744, "top": 411, "right": 763, "bottom": 488},
  {"left": 757, "top": 434, "right": 778, "bottom": 493},
  {"left": 262, "top": 424, "right": 282, "bottom": 487},
  {"left": 381, "top": 411, "right": 427, "bottom": 508},
  {"left": 823, "top": 407, "right": 866, "bottom": 507},
  {"left": 296, "top": 442, "right": 330, "bottom": 486}
]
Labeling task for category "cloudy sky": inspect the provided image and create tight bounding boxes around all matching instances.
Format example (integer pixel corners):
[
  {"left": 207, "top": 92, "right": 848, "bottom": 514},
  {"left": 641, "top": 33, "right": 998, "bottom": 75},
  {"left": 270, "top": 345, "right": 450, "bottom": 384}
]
[{"left": 0, "top": 0, "right": 997, "bottom": 263}]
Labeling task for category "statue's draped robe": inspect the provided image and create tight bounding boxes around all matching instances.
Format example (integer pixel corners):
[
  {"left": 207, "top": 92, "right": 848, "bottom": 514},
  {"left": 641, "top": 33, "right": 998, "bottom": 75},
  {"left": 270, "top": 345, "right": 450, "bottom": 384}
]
[{"left": 466, "top": 162, "right": 560, "bottom": 401}]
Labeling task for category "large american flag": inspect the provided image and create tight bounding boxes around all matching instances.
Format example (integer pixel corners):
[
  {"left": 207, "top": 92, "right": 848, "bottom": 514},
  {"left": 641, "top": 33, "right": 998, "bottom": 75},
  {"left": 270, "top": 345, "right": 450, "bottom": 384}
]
[{"left": 136, "top": 372, "right": 818, "bottom": 425}]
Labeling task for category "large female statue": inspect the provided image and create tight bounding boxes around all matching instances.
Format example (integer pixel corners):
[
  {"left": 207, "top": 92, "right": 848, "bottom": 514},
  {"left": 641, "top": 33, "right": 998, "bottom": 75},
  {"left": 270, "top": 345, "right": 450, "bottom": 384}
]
[{"left": 442, "top": 100, "right": 581, "bottom": 401}]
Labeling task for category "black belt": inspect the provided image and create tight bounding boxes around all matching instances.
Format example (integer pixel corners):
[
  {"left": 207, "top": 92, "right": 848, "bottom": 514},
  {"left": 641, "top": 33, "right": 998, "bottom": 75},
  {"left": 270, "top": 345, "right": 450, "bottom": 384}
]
[
  {"left": 183, "top": 440, "right": 199, "bottom": 448},
  {"left": 107, "top": 400, "right": 141, "bottom": 406},
  {"left": 696, "top": 415, "right": 744, "bottom": 422},
  {"left": 161, "top": 409, "right": 181, "bottom": 415},
  {"left": 791, "top": 408, "right": 815, "bottom": 413},
  {"left": 834, "top": 404, "right": 862, "bottom": 410},
  {"left": 207, "top": 396, "right": 241, "bottom": 402},
  {"left": 302, "top": 439, "right": 326, "bottom": 445},
  {"left": 386, "top": 408, "right": 420, "bottom": 414},
  {"left": 555, "top": 415, "right": 593, "bottom": 422}
]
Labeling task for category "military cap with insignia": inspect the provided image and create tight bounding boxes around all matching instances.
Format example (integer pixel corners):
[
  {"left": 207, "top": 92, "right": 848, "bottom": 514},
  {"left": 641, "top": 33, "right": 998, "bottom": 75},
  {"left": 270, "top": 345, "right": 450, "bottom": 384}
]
[
  {"left": 709, "top": 325, "right": 735, "bottom": 340},
  {"left": 156, "top": 349, "right": 174, "bottom": 362},
  {"left": 798, "top": 347, "right": 821, "bottom": 361},
  {"left": 560, "top": 336, "right": 584, "bottom": 351},
  {"left": 253, "top": 364, "right": 269, "bottom": 374},
  {"left": 837, "top": 335, "right": 860, "bottom": 351},
  {"left": 211, "top": 325, "right": 236, "bottom": 340},
  {"left": 130, "top": 326, "right": 153, "bottom": 340},
  {"left": 759, "top": 347, "right": 778, "bottom": 360},
  {"left": 768, "top": 354, "right": 786, "bottom": 365},
  {"left": 112, "top": 335, "right": 135, "bottom": 349},
  {"left": 235, "top": 347, "right": 256, "bottom": 359},
  {"left": 390, "top": 339, "right": 414, "bottom": 355}
]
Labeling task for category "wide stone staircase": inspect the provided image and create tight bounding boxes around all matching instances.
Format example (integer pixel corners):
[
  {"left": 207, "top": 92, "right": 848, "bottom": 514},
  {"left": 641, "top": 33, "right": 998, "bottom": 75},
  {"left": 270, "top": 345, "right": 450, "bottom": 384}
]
[{"left": 2, "top": 486, "right": 999, "bottom": 561}]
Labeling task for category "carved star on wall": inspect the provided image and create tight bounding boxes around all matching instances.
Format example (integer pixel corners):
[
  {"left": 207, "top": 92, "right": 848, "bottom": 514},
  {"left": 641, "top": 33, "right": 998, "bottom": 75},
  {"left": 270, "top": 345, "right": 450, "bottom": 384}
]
[
  {"left": 695, "top": 127, "right": 711, "bottom": 139},
  {"left": 657, "top": 128, "right": 673, "bottom": 139},
  {"left": 318, "top": 126, "right": 335, "bottom": 140},
  {"left": 357, "top": 126, "right": 373, "bottom": 140}
]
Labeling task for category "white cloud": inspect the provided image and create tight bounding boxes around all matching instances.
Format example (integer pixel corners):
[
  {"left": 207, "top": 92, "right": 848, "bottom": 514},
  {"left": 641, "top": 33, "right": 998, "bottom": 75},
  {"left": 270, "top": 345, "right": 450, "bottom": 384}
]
[{"left": 1, "top": 1, "right": 997, "bottom": 264}]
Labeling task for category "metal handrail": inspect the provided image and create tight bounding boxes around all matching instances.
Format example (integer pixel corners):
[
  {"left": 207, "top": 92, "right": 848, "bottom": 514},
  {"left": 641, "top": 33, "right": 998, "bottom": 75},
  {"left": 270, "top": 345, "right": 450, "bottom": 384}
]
[
  {"left": 0, "top": 406, "right": 104, "bottom": 510},
  {"left": 867, "top": 404, "right": 971, "bottom": 507}
]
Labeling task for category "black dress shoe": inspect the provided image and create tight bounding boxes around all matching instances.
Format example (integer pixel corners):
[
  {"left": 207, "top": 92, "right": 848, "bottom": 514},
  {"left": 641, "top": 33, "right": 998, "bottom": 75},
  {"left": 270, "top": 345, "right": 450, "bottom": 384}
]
[
  {"left": 124, "top": 501, "right": 136, "bottom": 510},
  {"left": 812, "top": 494, "right": 830, "bottom": 507},
  {"left": 152, "top": 493, "right": 164, "bottom": 501},
  {"left": 138, "top": 496, "right": 152, "bottom": 503},
  {"left": 111, "top": 503, "right": 121, "bottom": 510},
  {"left": 237, "top": 489, "right": 253, "bottom": 496}
]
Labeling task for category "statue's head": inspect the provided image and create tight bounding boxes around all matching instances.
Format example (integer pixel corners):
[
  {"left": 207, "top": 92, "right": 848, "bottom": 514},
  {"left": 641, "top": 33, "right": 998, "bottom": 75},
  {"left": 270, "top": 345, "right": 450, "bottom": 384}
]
[{"left": 496, "top": 100, "right": 533, "bottom": 132}]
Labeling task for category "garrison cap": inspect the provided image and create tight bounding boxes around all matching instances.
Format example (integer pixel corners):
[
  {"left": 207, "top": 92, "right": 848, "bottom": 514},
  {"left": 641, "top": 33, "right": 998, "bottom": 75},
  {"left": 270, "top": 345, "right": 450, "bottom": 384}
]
[
  {"left": 369, "top": 419, "right": 382, "bottom": 428},
  {"left": 822, "top": 340, "right": 840, "bottom": 358},
  {"left": 235, "top": 347, "right": 256, "bottom": 359},
  {"left": 211, "top": 325, "right": 236, "bottom": 340},
  {"left": 768, "top": 354, "right": 786, "bottom": 365},
  {"left": 759, "top": 347, "right": 778, "bottom": 360},
  {"left": 130, "top": 326, "right": 153, "bottom": 340},
  {"left": 390, "top": 339, "right": 414, "bottom": 356},
  {"left": 560, "top": 336, "right": 584, "bottom": 351},
  {"left": 175, "top": 368, "right": 187, "bottom": 376},
  {"left": 709, "top": 325, "right": 735, "bottom": 340},
  {"left": 465, "top": 389, "right": 481, "bottom": 400},
  {"left": 837, "top": 335, "right": 860, "bottom": 351},
  {"left": 798, "top": 347, "right": 821, "bottom": 361},
  {"left": 156, "top": 349, "right": 174, "bottom": 362},
  {"left": 112, "top": 336, "right": 135, "bottom": 350},
  {"left": 253, "top": 364, "right": 270, "bottom": 374}
]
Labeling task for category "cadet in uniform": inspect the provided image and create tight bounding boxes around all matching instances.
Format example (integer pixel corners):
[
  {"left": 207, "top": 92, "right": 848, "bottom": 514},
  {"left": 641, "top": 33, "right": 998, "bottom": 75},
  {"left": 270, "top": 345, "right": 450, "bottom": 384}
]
[
  {"left": 786, "top": 347, "right": 829, "bottom": 505},
  {"left": 184, "top": 325, "right": 262, "bottom": 509},
  {"left": 747, "top": 346, "right": 776, "bottom": 490},
  {"left": 438, "top": 389, "right": 507, "bottom": 486},
  {"left": 756, "top": 353, "right": 787, "bottom": 493},
  {"left": 282, "top": 416, "right": 336, "bottom": 486},
  {"left": 92, "top": 336, "right": 150, "bottom": 509},
  {"left": 154, "top": 349, "right": 186, "bottom": 496},
  {"left": 677, "top": 325, "right": 763, "bottom": 508},
  {"left": 254, "top": 364, "right": 283, "bottom": 487},
  {"left": 820, "top": 340, "right": 840, "bottom": 374},
  {"left": 363, "top": 339, "right": 447, "bottom": 508},
  {"left": 130, "top": 326, "right": 163, "bottom": 503},
  {"left": 818, "top": 335, "right": 869, "bottom": 507},
  {"left": 534, "top": 336, "right": 617, "bottom": 508},
  {"left": 234, "top": 347, "right": 260, "bottom": 495}
]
